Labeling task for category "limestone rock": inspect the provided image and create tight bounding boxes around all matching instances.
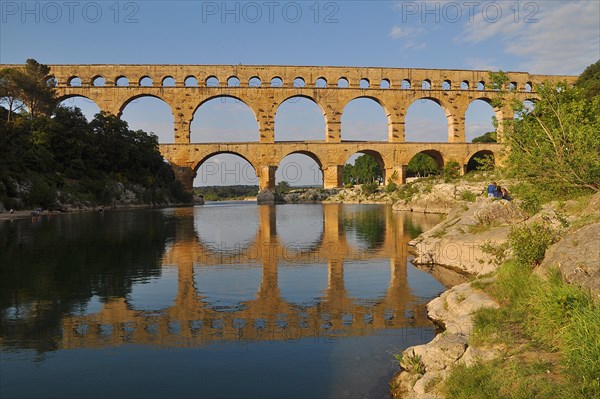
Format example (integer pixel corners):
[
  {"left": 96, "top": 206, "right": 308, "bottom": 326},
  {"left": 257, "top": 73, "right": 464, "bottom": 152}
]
[
  {"left": 256, "top": 189, "right": 275, "bottom": 204},
  {"left": 410, "top": 197, "right": 525, "bottom": 276},
  {"left": 460, "top": 345, "right": 502, "bottom": 367},
  {"left": 535, "top": 222, "right": 600, "bottom": 304}
]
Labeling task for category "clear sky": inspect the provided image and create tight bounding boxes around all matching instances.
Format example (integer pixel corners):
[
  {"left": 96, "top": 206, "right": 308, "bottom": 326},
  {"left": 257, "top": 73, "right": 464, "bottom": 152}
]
[{"left": 2, "top": 0, "right": 599, "bottom": 186}]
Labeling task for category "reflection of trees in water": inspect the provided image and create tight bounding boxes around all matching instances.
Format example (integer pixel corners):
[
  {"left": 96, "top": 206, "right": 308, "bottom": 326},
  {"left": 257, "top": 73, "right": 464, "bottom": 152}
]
[
  {"left": 403, "top": 215, "right": 424, "bottom": 239},
  {"left": 0, "top": 210, "right": 176, "bottom": 354},
  {"left": 343, "top": 206, "right": 386, "bottom": 250}
]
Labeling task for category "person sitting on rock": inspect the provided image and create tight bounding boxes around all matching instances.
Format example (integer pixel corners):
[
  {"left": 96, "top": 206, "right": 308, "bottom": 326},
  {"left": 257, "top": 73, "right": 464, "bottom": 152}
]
[
  {"left": 494, "top": 185, "right": 504, "bottom": 199},
  {"left": 487, "top": 182, "right": 497, "bottom": 198}
]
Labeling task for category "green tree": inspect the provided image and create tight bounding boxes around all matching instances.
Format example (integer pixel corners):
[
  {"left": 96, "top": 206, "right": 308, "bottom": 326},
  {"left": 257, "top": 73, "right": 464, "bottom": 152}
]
[
  {"left": 506, "top": 81, "right": 600, "bottom": 193},
  {"left": 407, "top": 153, "right": 439, "bottom": 177},
  {"left": 472, "top": 131, "right": 497, "bottom": 143},
  {"left": 343, "top": 154, "right": 383, "bottom": 185},
  {"left": 0, "top": 68, "right": 27, "bottom": 121},
  {"left": 576, "top": 59, "right": 600, "bottom": 98}
]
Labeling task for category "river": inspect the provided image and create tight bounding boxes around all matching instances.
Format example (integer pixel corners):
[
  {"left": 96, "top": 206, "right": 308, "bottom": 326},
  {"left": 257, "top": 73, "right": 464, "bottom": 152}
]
[{"left": 0, "top": 202, "right": 445, "bottom": 399}]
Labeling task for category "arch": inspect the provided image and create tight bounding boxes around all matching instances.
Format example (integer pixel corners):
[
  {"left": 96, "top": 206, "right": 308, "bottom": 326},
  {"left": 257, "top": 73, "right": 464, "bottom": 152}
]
[
  {"left": 193, "top": 151, "right": 258, "bottom": 187},
  {"left": 293, "top": 77, "right": 305, "bottom": 87},
  {"left": 191, "top": 95, "right": 259, "bottom": 143},
  {"left": 338, "top": 77, "right": 349, "bottom": 88},
  {"left": 119, "top": 95, "right": 174, "bottom": 143},
  {"left": 421, "top": 79, "right": 431, "bottom": 90},
  {"left": 46, "top": 76, "right": 58, "bottom": 87},
  {"left": 276, "top": 151, "right": 323, "bottom": 187},
  {"left": 248, "top": 76, "right": 262, "bottom": 87},
  {"left": 465, "top": 99, "right": 496, "bottom": 142},
  {"left": 271, "top": 76, "right": 283, "bottom": 87},
  {"left": 162, "top": 76, "right": 176, "bottom": 87},
  {"left": 276, "top": 206, "right": 325, "bottom": 261},
  {"left": 442, "top": 80, "right": 451, "bottom": 90},
  {"left": 275, "top": 95, "right": 326, "bottom": 141},
  {"left": 466, "top": 150, "right": 495, "bottom": 172},
  {"left": 227, "top": 76, "right": 241, "bottom": 87},
  {"left": 316, "top": 77, "right": 327, "bottom": 88},
  {"left": 405, "top": 97, "right": 451, "bottom": 142},
  {"left": 359, "top": 78, "right": 370, "bottom": 89},
  {"left": 343, "top": 150, "right": 385, "bottom": 185},
  {"left": 460, "top": 81, "right": 469, "bottom": 90},
  {"left": 341, "top": 97, "right": 389, "bottom": 141},
  {"left": 401, "top": 79, "right": 411, "bottom": 89},
  {"left": 57, "top": 95, "right": 101, "bottom": 122},
  {"left": 509, "top": 82, "right": 517, "bottom": 91},
  {"left": 206, "top": 76, "right": 219, "bottom": 87},
  {"left": 380, "top": 79, "right": 390, "bottom": 89},
  {"left": 92, "top": 75, "right": 105, "bottom": 86},
  {"left": 68, "top": 76, "right": 82, "bottom": 87},
  {"left": 476, "top": 81, "right": 485, "bottom": 91},
  {"left": 115, "top": 76, "right": 129, "bottom": 87},
  {"left": 184, "top": 75, "right": 198, "bottom": 86},
  {"left": 406, "top": 151, "right": 442, "bottom": 178},
  {"left": 193, "top": 203, "right": 259, "bottom": 254},
  {"left": 139, "top": 76, "right": 153, "bottom": 87},
  {"left": 525, "top": 82, "right": 533, "bottom": 92}
]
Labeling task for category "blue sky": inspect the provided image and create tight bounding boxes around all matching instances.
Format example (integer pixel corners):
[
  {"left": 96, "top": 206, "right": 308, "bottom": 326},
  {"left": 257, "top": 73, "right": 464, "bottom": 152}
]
[{"left": 2, "top": 0, "right": 599, "bottom": 185}]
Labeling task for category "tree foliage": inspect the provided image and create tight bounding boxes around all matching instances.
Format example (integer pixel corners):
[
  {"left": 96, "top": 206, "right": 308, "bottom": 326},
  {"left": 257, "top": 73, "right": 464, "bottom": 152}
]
[
  {"left": 0, "top": 59, "right": 192, "bottom": 208},
  {"left": 343, "top": 155, "right": 383, "bottom": 185},
  {"left": 407, "top": 153, "right": 440, "bottom": 177},
  {"left": 576, "top": 59, "right": 600, "bottom": 98},
  {"left": 0, "top": 59, "right": 55, "bottom": 120},
  {"left": 472, "top": 131, "right": 497, "bottom": 143},
  {"left": 505, "top": 81, "right": 600, "bottom": 193}
]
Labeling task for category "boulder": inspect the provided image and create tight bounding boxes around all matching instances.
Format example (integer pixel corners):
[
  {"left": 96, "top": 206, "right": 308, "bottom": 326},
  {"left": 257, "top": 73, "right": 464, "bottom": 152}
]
[
  {"left": 256, "top": 189, "right": 276, "bottom": 204},
  {"left": 535, "top": 222, "right": 600, "bottom": 305}
]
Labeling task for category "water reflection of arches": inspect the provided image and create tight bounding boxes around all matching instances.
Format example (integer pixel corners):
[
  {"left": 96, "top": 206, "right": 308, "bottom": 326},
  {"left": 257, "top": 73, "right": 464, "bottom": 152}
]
[{"left": 59, "top": 205, "right": 443, "bottom": 349}]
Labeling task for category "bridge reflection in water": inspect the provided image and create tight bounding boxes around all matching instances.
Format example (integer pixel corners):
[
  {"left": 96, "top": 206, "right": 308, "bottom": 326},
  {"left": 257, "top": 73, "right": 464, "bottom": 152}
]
[{"left": 59, "top": 204, "right": 442, "bottom": 349}]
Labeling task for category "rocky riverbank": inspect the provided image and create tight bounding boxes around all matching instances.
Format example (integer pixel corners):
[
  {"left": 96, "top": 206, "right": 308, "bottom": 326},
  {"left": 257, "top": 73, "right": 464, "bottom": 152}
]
[{"left": 390, "top": 185, "right": 600, "bottom": 398}]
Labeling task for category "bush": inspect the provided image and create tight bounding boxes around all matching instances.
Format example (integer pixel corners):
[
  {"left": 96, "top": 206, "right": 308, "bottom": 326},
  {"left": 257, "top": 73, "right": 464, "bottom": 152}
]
[
  {"left": 443, "top": 161, "right": 461, "bottom": 181},
  {"left": 385, "top": 181, "right": 398, "bottom": 193},
  {"left": 361, "top": 182, "right": 378, "bottom": 196},
  {"left": 508, "top": 223, "right": 558, "bottom": 267}
]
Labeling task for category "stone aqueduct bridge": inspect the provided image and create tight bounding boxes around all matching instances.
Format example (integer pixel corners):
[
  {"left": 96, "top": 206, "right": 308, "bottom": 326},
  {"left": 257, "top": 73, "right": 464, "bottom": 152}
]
[{"left": 8, "top": 64, "right": 576, "bottom": 189}]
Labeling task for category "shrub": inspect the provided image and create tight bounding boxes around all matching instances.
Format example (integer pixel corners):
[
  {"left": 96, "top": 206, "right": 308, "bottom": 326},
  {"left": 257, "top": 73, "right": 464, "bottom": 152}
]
[
  {"left": 508, "top": 223, "right": 558, "bottom": 267},
  {"left": 443, "top": 161, "right": 461, "bottom": 181},
  {"left": 361, "top": 182, "right": 378, "bottom": 196}
]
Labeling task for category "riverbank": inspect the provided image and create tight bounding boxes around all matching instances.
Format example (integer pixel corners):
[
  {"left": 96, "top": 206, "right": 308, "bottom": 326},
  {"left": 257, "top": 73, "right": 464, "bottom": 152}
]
[{"left": 389, "top": 184, "right": 600, "bottom": 398}]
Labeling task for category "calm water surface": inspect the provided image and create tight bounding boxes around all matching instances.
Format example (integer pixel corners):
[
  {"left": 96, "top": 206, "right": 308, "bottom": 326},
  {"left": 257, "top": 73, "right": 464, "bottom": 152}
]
[{"left": 0, "top": 203, "right": 444, "bottom": 399}]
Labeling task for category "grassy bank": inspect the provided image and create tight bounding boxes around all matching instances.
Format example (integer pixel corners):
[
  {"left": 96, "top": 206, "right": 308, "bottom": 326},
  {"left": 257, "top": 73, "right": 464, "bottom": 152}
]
[{"left": 444, "top": 224, "right": 600, "bottom": 398}]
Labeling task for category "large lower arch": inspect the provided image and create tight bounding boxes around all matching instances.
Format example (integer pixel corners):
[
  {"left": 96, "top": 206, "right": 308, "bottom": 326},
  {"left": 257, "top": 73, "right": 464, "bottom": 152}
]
[
  {"left": 465, "top": 150, "right": 495, "bottom": 173},
  {"left": 276, "top": 151, "right": 324, "bottom": 187},
  {"left": 405, "top": 98, "right": 451, "bottom": 142},
  {"left": 193, "top": 152, "right": 258, "bottom": 187},
  {"left": 119, "top": 95, "right": 174, "bottom": 144},
  {"left": 56, "top": 95, "right": 101, "bottom": 121},
  {"left": 340, "top": 97, "right": 389, "bottom": 141},
  {"left": 275, "top": 95, "right": 326, "bottom": 141},
  {"left": 191, "top": 95, "right": 260, "bottom": 143},
  {"left": 343, "top": 150, "right": 386, "bottom": 185},
  {"left": 405, "top": 150, "right": 444, "bottom": 178}
]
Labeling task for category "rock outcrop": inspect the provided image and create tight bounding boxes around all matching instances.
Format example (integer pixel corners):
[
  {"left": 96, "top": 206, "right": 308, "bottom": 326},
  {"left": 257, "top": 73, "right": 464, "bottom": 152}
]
[
  {"left": 535, "top": 222, "right": 600, "bottom": 305},
  {"left": 409, "top": 197, "right": 527, "bottom": 276},
  {"left": 391, "top": 282, "right": 500, "bottom": 399}
]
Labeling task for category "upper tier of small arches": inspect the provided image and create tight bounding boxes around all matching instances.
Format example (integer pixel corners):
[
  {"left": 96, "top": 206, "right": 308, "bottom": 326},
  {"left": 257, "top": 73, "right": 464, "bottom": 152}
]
[
  {"left": 31, "top": 64, "right": 575, "bottom": 93},
  {"left": 61, "top": 74, "right": 538, "bottom": 92}
]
